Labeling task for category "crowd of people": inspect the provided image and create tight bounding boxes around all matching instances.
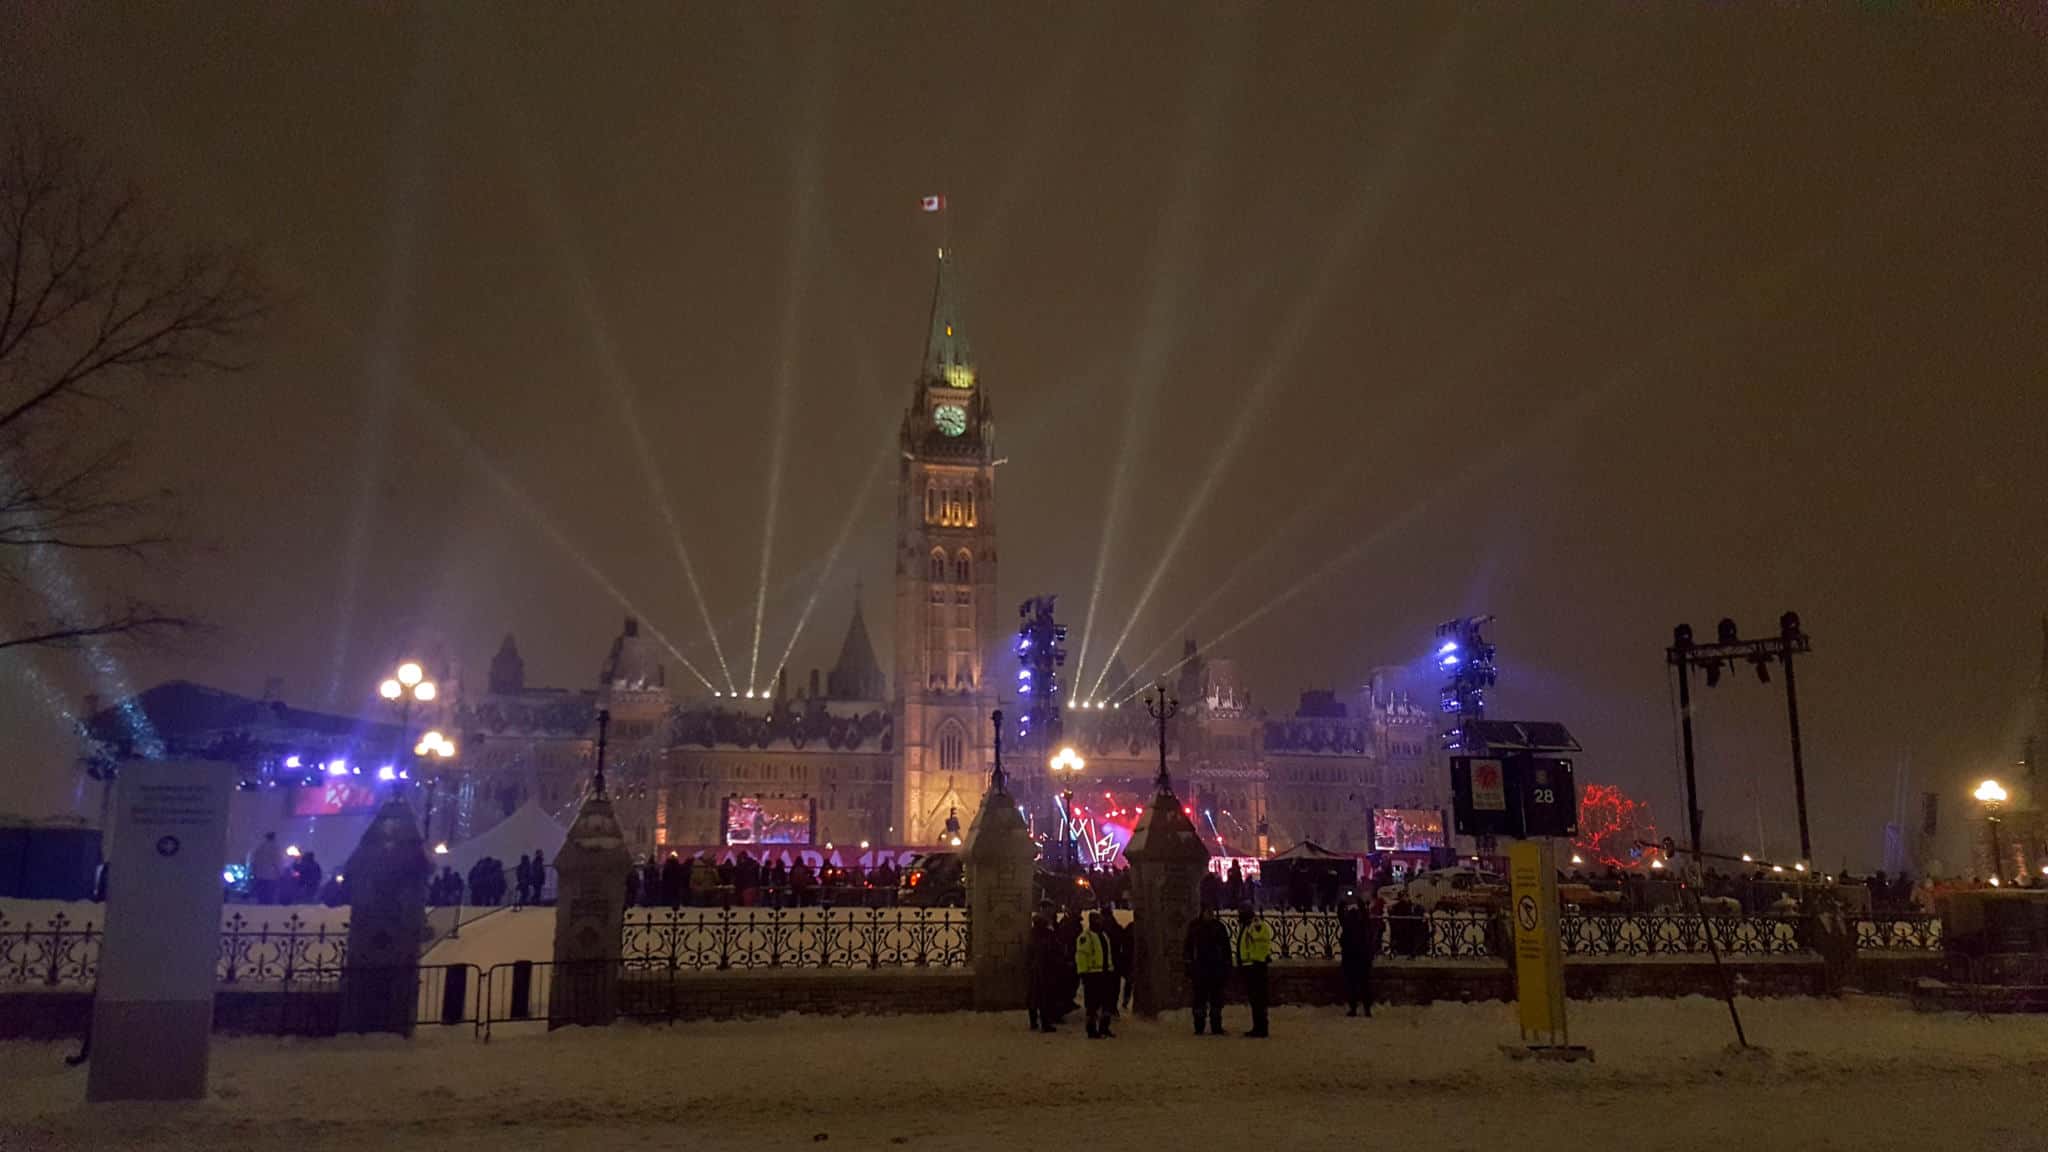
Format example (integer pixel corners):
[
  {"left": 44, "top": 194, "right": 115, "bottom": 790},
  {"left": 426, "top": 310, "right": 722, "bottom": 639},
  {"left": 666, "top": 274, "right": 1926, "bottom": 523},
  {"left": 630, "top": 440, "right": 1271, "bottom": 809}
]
[
  {"left": 424, "top": 850, "right": 551, "bottom": 908},
  {"left": 1027, "top": 891, "right": 1386, "bottom": 1040},
  {"left": 624, "top": 852, "right": 906, "bottom": 908},
  {"left": 238, "top": 835, "right": 556, "bottom": 910},
  {"left": 238, "top": 831, "right": 334, "bottom": 905}
]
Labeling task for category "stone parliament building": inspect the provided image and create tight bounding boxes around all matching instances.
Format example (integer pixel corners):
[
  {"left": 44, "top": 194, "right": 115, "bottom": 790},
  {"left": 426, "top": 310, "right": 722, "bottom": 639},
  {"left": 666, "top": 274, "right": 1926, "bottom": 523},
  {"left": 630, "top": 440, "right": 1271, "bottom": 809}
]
[
  {"left": 80, "top": 250, "right": 1448, "bottom": 867},
  {"left": 442, "top": 251, "right": 1448, "bottom": 863}
]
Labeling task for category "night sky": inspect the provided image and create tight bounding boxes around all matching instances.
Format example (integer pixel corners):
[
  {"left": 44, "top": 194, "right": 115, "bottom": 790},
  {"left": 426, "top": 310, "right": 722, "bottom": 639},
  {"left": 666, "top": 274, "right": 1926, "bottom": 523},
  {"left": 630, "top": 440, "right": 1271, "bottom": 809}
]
[{"left": 3, "top": 5, "right": 2044, "bottom": 867}]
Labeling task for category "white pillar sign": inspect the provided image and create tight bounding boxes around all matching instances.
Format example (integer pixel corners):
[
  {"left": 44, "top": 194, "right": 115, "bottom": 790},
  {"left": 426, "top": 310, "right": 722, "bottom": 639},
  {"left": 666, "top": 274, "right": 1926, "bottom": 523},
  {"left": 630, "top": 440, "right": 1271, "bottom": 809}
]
[{"left": 88, "top": 760, "right": 234, "bottom": 1102}]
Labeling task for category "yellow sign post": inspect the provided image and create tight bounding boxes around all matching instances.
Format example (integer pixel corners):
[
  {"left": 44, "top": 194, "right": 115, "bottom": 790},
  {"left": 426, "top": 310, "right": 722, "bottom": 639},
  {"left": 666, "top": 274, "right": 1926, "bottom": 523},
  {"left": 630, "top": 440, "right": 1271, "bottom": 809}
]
[{"left": 1506, "top": 838, "right": 1589, "bottom": 1060}]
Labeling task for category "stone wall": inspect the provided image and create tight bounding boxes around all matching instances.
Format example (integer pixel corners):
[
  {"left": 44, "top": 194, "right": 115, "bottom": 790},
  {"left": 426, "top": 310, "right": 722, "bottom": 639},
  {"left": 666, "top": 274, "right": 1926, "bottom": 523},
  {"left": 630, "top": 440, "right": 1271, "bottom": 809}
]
[
  {"left": 0, "top": 954, "right": 1943, "bottom": 1038},
  {"left": 612, "top": 969, "right": 973, "bottom": 1023},
  {"left": 0, "top": 985, "right": 345, "bottom": 1040}
]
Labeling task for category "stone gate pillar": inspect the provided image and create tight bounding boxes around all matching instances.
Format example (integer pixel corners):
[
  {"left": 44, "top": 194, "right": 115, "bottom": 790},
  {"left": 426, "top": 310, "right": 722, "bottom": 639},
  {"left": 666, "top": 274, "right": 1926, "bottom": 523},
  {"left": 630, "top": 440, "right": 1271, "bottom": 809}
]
[
  {"left": 551, "top": 786, "right": 634, "bottom": 1028},
  {"left": 340, "top": 796, "right": 432, "bottom": 1035},
  {"left": 1124, "top": 783, "right": 1211, "bottom": 1018},
  {"left": 966, "top": 775, "right": 1037, "bottom": 1011},
  {"left": 964, "top": 709, "right": 1038, "bottom": 1010}
]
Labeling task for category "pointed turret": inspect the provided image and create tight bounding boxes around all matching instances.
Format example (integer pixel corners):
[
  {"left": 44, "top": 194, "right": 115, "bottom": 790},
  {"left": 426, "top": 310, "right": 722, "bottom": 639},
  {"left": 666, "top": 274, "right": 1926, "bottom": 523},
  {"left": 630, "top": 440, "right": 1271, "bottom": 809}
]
[
  {"left": 489, "top": 634, "right": 525, "bottom": 696},
  {"left": 902, "top": 248, "right": 993, "bottom": 454},
  {"left": 1176, "top": 636, "right": 1205, "bottom": 710},
  {"left": 827, "top": 586, "right": 888, "bottom": 701},
  {"left": 924, "top": 247, "right": 973, "bottom": 387}
]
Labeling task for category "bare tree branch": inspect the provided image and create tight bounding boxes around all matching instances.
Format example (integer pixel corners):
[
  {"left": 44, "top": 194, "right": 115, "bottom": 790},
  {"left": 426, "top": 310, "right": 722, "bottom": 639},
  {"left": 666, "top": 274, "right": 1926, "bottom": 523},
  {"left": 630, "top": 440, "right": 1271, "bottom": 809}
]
[
  {"left": 0, "top": 121, "right": 264, "bottom": 654},
  {"left": 0, "top": 603, "right": 197, "bottom": 654}
]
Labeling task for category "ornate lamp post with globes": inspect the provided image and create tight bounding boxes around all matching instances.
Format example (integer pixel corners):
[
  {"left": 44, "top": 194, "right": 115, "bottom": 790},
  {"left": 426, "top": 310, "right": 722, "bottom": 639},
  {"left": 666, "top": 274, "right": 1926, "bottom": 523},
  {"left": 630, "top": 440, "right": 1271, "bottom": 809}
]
[
  {"left": 1050, "top": 746, "right": 1085, "bottom": 872},
  {"left": 378, "top": 660, "right": 438, "bottom": 764},
  {"left": 1975, "top": 778, "right": 2009, "bottom": 884}
]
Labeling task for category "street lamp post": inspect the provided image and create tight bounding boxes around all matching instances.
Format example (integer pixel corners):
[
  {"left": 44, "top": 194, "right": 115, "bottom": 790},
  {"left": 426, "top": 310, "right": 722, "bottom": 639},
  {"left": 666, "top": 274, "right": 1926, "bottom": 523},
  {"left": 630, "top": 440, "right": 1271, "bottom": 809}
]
[
  {"left": 1145, "top": 682, "right": 1179, "bottom": 794},
  {"left": 379, "top": 660, "right": 438, "bottom": 763},
  {"left": 1050, "top": 746, "right": 1085, "bottom": 871},
  {"left": 414, "top": 729, "right": 458, "bottom": 841},
  {"left": 1975, "top": 778, "right": 2009, "bottom": 883}
]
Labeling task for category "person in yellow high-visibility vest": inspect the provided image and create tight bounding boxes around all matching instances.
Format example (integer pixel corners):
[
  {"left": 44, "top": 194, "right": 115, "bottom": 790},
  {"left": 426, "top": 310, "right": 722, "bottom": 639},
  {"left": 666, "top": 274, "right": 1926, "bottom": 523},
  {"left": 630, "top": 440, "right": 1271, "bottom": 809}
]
[
  {"left": 1074, "top": 910, "right": 1118, "bottom": 1039},
  {"left": 1236, "top": 904, "right": 1274, "bottom": 1038}
]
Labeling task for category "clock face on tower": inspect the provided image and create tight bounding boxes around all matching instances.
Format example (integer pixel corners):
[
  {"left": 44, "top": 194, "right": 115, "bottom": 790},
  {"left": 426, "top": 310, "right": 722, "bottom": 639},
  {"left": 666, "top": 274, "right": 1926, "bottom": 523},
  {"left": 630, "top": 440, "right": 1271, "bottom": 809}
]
[{"left": 933, "top": 403, "right": 967, "bottom": 438}]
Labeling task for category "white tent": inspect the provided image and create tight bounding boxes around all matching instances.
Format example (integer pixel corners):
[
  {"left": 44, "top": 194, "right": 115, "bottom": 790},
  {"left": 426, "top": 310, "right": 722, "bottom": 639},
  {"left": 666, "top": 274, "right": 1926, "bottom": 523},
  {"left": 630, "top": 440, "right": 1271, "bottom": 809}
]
[{"left": 443, "top": 800, "right": 569, "bottom": 894}]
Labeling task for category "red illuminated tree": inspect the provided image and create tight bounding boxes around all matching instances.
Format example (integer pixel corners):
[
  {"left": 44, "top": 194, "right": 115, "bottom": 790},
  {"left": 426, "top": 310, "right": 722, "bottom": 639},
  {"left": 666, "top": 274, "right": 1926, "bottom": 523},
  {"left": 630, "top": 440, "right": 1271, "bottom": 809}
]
[{"left": 1574, "top": 783, "right": 1658, "bottom": 869}]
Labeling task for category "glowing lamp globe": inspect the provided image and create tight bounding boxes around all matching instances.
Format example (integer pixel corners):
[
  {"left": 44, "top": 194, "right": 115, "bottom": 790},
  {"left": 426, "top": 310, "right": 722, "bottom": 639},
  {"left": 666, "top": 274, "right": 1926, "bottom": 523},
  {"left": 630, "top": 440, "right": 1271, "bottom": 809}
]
[
  {"left": 413, "top": 681, "right": 437, "bottom": 702},
  {"left": 379, "top": 679, "right": 402, "bottom": 700},
  {"left": 1975, "top": 779, "right": 2009, "bottom": 805},
  {"left": 397, "top": 661, "right": 424, "bottom": 687}
]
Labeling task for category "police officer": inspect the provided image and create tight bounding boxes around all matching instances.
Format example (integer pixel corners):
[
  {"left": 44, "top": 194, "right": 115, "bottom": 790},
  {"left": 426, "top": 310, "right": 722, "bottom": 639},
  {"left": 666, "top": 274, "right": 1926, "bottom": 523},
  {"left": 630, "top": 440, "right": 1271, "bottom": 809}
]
[
  {"left": 1075, "top": 910, "right": 1117, "bottom": 1039},
  {"left": 1235, "top": 904, "right": 1273, "bottom": 1038}
]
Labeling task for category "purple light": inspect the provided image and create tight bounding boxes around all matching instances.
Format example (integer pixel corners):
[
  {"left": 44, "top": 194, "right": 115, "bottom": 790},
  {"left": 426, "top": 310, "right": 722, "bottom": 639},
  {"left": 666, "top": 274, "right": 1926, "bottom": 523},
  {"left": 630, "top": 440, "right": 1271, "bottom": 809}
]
[
  {"left": 1438, "top": 640, "right": 1459, "bottom": 655},
  {"left": 1440, "top": 654, "right": 1461, "bottom": 667},
  {"left": 398, "top": 768, "right": 410, "bottom": 781},
  {"left": 326, "top": 760, "right": 349, "bottom": 777},
  {"left": 376, "top": 765, "right": 397, "bottom": 782},
  {"left": 284, "top": 755, "right": 302, "bottom": 770}
]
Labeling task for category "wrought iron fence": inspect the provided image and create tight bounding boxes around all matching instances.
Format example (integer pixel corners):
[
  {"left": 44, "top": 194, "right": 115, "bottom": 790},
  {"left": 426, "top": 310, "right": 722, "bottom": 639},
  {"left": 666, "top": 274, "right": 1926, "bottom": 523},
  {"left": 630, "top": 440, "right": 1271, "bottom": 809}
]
[
  {"left": 1559, "top": 913, "right": 1801, "bottom": 956},
  {"left": 1855, "top": 914, "right": 1942, "bottom": 952},
  {"left": 0, "top": 910, "right": 100, "bottom": 987},
  {"left": 218, "top": 912, "right": 349, "bottom": 983},
  {"left": 1222, "top": 910, "right": 1502, "bottom": 960},
  {"left": 1221, "top": 910, "right": 1944, "bottom": 962},
  {"left": 621, "top": 907, "right": 969, "bottom": 971},
  {"left": 0, "top": 910, "right": 350, "bottom": 988}
]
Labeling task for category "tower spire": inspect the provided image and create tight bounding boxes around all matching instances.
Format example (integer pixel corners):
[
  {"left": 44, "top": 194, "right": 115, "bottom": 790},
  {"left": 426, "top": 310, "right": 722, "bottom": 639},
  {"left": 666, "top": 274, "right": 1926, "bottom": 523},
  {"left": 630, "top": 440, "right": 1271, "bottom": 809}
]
[{"left": 923, "top": 247, "right": 973, "bottom": 387}]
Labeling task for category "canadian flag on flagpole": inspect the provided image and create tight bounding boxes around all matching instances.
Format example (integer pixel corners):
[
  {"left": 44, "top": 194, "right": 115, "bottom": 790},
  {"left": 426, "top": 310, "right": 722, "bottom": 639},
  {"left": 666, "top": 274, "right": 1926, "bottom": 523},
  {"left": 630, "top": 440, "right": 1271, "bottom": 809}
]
[{"left": 919, "top": 194, "right": 946, "bottom": 213}]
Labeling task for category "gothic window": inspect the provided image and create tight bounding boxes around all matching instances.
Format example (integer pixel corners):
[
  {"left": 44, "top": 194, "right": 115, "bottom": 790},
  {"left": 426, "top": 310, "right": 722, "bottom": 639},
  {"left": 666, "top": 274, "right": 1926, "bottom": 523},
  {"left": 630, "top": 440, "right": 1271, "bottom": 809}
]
[
  {"left": 938, "top": 724, "right": 964, "bottom": 775},
  {"left": 929, "top": 549, "right": 946, "bottom": 583},
  {"left": 954, "top": 549, "right": 972, "bottom": 585},
  {"left": 966, "top": 487, "right": 976, "bottom": 526},
  {"left": 926, "top": 481, "right": 939, "bottom": 524}
]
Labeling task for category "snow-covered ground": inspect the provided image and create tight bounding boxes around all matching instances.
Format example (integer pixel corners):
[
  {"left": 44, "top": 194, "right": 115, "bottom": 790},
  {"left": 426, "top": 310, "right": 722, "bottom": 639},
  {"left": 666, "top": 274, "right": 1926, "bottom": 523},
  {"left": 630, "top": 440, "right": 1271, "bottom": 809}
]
[{"left": 5, "top": 996, "right": 2046, "bottom": 1151}]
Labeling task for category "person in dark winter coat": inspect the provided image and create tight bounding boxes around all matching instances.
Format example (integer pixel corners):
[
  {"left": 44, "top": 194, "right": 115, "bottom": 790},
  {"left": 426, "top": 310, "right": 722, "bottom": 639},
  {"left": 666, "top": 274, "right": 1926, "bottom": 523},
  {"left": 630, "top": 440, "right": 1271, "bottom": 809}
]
[
  {"left": 1104, "top": 907, "right": 1134, "bottom": 1016},
  {"left": 530, "top": 849, "right": 547, "bottom": 902},
  {"left": 514, "top": 854, "right": 533, "bottom": 906},
  {"left": 1053, "top": 906, "right": 1083, "bottom": 1023},
  {"left": 1390, "top": 894, "right": 1424, "bottom": 957},
  {"left": 1183, "top": 904, "right": 1233, "bottom": 1035},
  {"left": 1338, "top": 894, "right": 1377, "bottom": 1016},
  {"left": 661, "top": 854, "right": 686, "bottom": 908},
  {"left": 1026, "top": 908, "right": 1060, "bottom": 1033},
  {"left": 299, "top": 853, "right": 324, "bottom": 904}
]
